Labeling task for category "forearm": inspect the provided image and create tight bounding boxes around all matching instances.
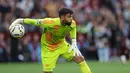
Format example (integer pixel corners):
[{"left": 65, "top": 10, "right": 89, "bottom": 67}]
[
  {"left": 11, "top": 18, "right": 41, "bottom": 26},
  {"left": 23, "top": 18, "right": 40, "bottom": 26},
  {"left": 70, "top": 27, "right": 76, "bottom": 39}
]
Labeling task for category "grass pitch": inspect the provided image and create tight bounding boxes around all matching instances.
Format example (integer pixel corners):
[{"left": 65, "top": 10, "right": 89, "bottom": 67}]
[{"left": 0, "top": 61, "right": 129, "bottom": 73}]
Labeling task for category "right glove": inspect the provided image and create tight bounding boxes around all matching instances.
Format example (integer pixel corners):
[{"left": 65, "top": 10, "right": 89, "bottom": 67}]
[{"left": 9, "top": 18, "right": 24, "bottom": 30}]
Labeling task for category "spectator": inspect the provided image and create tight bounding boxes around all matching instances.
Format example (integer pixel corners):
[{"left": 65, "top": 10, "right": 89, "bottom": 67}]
[
  {"left": 95, "top": 17, "right": 110, "bottom": 62},
  {"left": 1, "top": 0, "right": 130, "bottom": 62},
  {"left": 77, "top": 33, "right": 89, "bottom": 59},
  {"left": 16, "top": 0, "right": 34, "bottom": 17},
  {"left": 0, "top": 32, "right": 7, "bottom": 62},
  {"left": 20, "top": 34, "right": 32, "bottom": 62},
  {"left": 28, "top": 33, "right": 41, "bottom": 62}
]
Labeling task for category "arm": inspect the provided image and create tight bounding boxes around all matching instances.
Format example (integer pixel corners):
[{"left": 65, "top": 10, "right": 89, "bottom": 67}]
[
  {"left": 70, "top": 26, "right": 76, "bottom": 39},
  {"left": 9, "top": 18, "right": 55, "bottom": 29},
  {"left": 9, "top": 18, "right": 41, "bottom": 26},
  {"left": 70, "top": 20, "right": 77, "bottom": 44},
  {"left": 9, "top": 18, "right": 40, "bottom": 30},
  {"left": 68, "top": 20, "right": 82, "bottom": 56},
  {"left": 24, "top": 18, "right": 55, "bottom": 27},
  {"left": 70, "top": 25, "right": 77, "bottom": 45},
  {"left": 70, "top": 20, "right": 76, "bottom": 40},
  {"left": 23, "top": 18, "right": 41, "bottom": 26}
]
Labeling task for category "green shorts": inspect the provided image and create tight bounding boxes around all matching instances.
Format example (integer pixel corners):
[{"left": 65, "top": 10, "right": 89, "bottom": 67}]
[{"left": 41, "top": 41, "right": 74, "bottom": 72}]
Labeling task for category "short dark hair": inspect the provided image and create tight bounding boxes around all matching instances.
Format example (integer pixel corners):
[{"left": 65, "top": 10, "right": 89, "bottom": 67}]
[{"left": 59, "top": 8, "right": 73, "bottom": 17}]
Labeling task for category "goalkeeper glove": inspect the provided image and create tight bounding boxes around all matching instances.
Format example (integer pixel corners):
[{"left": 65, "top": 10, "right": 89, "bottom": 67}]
[
  {"left": 68, "top": 39, "right": 82, "bottom": 56},
  {"left": 9, "top": 18, "right": 24, "bottom": 30}
]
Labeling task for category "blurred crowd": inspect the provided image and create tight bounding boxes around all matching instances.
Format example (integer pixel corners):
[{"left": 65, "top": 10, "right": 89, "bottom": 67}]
[{"left": 0, "top": 0, "right": 130, "bottom": 63}]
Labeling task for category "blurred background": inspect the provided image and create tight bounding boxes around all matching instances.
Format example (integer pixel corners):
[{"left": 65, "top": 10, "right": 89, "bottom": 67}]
[{"left": 0, "top": 0, "right": 130, "bottom": 73}]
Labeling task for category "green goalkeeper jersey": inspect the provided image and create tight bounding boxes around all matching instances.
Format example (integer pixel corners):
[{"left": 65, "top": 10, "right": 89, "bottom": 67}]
[{"left": 24, "top": 18, "right": 76, "bottom": 50}]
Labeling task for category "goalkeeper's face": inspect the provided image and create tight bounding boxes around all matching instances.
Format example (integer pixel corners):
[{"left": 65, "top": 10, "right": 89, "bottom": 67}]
[{"left": 61, "top": 13, "right": 73, "bottom": 26}]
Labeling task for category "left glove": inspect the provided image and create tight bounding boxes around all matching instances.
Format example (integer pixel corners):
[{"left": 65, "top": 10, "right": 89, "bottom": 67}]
[{"left": 68, "top": 39, "right": 82, "bottom": 56}]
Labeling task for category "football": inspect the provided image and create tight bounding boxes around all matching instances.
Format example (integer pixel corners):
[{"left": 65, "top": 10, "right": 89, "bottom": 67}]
[{"left": 9, "top": 24, "right": 25, "bottom": 38}]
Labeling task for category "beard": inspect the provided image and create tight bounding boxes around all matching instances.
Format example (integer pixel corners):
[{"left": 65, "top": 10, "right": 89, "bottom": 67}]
[{"left": 62, "top": 20, "right": 72, "bottom": 26}]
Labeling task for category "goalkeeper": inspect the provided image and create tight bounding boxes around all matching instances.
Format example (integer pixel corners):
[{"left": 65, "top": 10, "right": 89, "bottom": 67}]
[{"left": 9, "top": 8, "right": 91, "bottom": 73}]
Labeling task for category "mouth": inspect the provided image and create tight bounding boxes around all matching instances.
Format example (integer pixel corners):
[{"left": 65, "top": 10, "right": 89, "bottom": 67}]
[{"left": 65, "top": 22, "right": 72, "bottom": 26}]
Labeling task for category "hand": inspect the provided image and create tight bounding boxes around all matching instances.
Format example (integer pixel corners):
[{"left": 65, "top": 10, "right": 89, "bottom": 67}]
[
  {"left": 68, "top": 39, "right": 82, "bottom": 56},
  {"left": 9, "top": 18, "right": 23, "bottom": 30}
]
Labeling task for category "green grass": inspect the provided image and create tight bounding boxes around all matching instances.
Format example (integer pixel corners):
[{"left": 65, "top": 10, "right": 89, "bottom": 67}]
[{"left": 0, "top": 61, "right": 130, "bottom": 73}]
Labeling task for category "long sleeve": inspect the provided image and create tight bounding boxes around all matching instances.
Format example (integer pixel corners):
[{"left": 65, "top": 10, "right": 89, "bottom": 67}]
[
  {"left": 23, "top": 18, "right": 40, "bottom": 26},
  {"left": 70, "top": 20, "right": 76, "bottom": 39},
  {"left": 23, "top": 18, "right": 55, "bottom": 27}
]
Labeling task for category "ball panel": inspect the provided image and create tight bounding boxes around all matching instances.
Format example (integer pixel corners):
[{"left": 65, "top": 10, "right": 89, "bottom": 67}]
[{"left": 9, "top": 24, "right": 25, "bottom": 38}]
